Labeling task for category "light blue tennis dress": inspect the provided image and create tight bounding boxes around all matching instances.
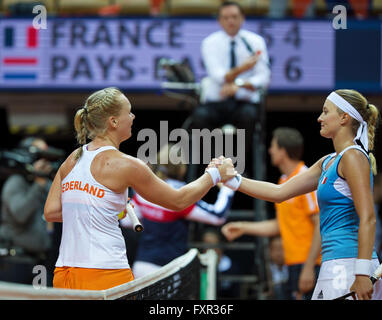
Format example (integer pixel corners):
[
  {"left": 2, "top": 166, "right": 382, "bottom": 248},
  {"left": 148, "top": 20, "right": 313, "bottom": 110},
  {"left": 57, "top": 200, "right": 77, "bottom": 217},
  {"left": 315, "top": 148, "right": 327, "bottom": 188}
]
[
  {"left": 317, "top": 145, "right": 378, "bottom": 262},
  {"left": 311, "top": 145, "right": 382, "bottom": 300}
]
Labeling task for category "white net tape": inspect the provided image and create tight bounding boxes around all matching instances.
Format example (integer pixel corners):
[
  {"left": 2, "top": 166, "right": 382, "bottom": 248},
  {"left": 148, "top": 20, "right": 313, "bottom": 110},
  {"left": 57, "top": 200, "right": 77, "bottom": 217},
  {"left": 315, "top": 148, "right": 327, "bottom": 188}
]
[{"left": 0, "top": 248, "right": 209, "bottom": 300}]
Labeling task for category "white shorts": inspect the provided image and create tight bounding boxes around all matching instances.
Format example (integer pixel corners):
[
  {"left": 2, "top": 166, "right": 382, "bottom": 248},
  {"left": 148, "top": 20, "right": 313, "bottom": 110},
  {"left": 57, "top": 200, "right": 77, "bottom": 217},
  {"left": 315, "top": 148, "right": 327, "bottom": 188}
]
[
  {"left": 132, "top": 260, "right": 161, "bottom": 279},
  {"left": 311, "top": 258, "right": 382, "bottom": 300}
]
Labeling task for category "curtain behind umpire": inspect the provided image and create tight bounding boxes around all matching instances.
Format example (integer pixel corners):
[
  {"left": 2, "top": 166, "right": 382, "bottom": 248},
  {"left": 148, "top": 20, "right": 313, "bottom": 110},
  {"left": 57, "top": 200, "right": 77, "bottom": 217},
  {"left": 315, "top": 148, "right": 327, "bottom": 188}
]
[{"left": 0, "top": 137, "right": 53, "bottom": 285}]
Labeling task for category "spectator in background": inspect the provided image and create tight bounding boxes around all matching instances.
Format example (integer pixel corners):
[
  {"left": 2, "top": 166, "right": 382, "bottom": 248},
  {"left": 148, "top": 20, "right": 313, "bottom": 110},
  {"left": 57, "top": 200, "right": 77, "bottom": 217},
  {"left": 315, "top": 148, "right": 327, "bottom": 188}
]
[
  {"left": 268, "top": 0, "right": 289, "bottom": 18},
  {"left": 292, "top": 0, "right": 316, "bottom": 18},
  {"left": 150, "top": 0, "right": 165, "bottom": 15},
  {"left": 326, "top": 0, "right": 370, "bottom": 19},
  {"left": 201, "top": 228, "right": 241, "bottom": 299},
  {"left": 189, "top": 1, "right": 271, "bottom": 178},
  {"left": 373, "top": 173, "right": 382, "bottom": 260},
  {"left": 268, "top": 0, "right": 315, "bottom": 18},
  {"left": 120, "top": 143, "right": 235, "bottom": 279},
  {"left": 222, "top": 127, "right": 321, "bottom": 300},
  {"left": 268, "top": 236, "right": 289, "bottom": 300},
  {"left": 0, "top": 137, "right": 53, "bottom": 285}
]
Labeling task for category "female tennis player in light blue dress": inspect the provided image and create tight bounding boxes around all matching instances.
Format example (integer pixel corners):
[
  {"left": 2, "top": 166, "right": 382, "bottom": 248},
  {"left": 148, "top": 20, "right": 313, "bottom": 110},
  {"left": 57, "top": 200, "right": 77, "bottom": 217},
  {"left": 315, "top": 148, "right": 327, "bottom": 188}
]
[{"left": 220, "top": 89, "right": 382, "bottom": 300}]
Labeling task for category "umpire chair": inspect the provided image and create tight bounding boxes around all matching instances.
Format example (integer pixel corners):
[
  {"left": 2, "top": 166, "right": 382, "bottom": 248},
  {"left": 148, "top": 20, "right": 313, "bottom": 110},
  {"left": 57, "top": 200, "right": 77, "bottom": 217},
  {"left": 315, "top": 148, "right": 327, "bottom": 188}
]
[{"left": 159, "top": 60, "right": 272, "bottom": 299}]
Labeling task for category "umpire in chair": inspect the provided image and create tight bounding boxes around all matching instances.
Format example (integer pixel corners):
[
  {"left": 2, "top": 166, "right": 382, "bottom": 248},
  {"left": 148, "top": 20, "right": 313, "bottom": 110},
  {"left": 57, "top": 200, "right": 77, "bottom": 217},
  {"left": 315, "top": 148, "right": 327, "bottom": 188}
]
[{"left": 189, "top": 1, "right": 271, "bottom": 178}]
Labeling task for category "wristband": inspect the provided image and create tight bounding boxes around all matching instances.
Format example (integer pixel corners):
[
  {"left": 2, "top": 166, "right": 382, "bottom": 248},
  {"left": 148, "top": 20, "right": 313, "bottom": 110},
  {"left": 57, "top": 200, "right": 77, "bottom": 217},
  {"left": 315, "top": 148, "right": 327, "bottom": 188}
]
[
  {"left": 354, "top": 259, "right": 372, "bottom": 276},
  {"left": 224, "top": 174, "right": 242, "bottom": 191},
  {"left": 206, "top": 167, "right": 221, "bottom": 186}
]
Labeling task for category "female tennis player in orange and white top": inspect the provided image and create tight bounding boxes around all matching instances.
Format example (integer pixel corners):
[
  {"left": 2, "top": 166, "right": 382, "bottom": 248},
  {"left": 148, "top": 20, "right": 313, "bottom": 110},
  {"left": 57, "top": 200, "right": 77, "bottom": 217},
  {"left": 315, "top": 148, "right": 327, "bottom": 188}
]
[{"left": 44, "top": 87, "right": 236, "bottom": 290}]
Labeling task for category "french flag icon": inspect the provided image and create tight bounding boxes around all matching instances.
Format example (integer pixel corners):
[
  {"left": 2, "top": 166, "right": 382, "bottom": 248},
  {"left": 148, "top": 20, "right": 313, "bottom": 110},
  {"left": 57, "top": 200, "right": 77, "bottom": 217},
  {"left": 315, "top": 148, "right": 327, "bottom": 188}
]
[
  {"left": 322, "top": 176, "right": 327, "bottom": 184},
  {"left": 4, "top": 26, "right": 39, "bottom": 48},
  {"left": 3, "top": 26, "right": 39, "bottom": 80}
]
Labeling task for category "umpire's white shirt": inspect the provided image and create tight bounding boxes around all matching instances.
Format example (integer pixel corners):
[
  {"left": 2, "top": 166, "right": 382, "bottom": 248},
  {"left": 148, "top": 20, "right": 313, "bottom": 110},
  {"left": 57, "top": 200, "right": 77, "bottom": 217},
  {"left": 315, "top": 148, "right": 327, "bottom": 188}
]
[{"left": 201, "top": 29, "right": 271, "bottom": 104}]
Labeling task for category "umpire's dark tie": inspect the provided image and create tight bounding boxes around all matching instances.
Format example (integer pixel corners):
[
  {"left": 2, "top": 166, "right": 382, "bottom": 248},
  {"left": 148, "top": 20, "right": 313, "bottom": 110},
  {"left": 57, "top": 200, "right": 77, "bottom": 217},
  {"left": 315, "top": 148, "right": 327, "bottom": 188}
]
[{"left": 230, "top": 40, "right": 236, "bottom": 68}]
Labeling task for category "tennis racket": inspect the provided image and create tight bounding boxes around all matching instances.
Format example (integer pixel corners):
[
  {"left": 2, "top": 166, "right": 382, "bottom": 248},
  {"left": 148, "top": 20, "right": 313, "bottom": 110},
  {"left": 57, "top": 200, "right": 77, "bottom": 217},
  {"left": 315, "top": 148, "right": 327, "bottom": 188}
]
[
  {"left": 333, "top": 262, "right": 382, "bottom": 300},
  {"left": 120, "top": 189, "right": 143, "bottom": 232},
  {"left": 119, "top": 190, "right": 144, "bottom": 233},
  {"left": 125, "top": 198, "right": 144, "bottom": 233}
]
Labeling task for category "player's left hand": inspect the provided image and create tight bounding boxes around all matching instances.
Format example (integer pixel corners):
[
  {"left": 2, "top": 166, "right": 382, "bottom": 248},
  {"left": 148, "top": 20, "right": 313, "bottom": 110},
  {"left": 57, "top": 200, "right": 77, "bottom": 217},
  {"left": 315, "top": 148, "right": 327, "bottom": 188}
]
[{"left": 298, "top": 265, "right": 316, "bottom": 294}]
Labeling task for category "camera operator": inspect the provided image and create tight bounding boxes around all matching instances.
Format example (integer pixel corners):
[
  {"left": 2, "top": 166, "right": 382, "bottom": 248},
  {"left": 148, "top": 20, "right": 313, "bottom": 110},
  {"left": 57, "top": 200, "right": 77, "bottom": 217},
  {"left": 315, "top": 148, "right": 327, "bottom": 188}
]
[{"left": 0, "top": 137, "right": 54, "bottom": 285}]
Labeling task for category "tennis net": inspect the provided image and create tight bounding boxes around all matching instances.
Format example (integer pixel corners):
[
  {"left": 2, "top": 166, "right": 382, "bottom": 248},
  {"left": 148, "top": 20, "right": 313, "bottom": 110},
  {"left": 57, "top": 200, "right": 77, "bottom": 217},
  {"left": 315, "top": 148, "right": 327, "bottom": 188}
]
[{"left": 0, "top": 248, "right": 217, "bottom": 300}]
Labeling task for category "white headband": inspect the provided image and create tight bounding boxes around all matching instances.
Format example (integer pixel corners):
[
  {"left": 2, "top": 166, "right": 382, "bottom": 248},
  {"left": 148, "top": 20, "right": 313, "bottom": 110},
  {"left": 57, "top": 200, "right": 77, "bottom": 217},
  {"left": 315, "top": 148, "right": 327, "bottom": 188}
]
[{"left": 326, "top": 91, "right": 368, "bottom": 152}]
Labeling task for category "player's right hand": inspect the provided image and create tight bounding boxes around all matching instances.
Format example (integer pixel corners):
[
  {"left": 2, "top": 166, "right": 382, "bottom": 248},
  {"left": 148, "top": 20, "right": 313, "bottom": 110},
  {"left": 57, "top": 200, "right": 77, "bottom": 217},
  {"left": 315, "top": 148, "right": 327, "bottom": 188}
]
[
  {"left": 350, "top": 275, "right": 373, "bottom": 300},
  {"left": 217, "top": 157, "right": 237, "bottom": 182}
]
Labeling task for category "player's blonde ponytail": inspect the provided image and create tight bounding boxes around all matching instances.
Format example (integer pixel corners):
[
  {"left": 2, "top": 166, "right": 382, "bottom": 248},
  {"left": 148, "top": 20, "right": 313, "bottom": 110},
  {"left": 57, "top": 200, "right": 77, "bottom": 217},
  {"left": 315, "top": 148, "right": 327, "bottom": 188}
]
[
  {"left": 336, "top": 89, "right": 380, "bottom": 175},
  {"left": 73, "top": 87, "right": 123, "bottom": 160}
]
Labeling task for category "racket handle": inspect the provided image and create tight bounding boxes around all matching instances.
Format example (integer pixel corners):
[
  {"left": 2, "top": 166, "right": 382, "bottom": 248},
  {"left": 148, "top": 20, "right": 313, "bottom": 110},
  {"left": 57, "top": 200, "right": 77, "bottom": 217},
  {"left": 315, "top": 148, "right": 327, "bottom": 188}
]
[
  {"left": 333, "top": 292, "right": 355, "bottom": 300},
  {"left": 371, "top": 263, "right": 382, "bottom": 283},
  {"left": 126, "top": 202, "right": 143, "bottom": 233},
  {"left": 371, "top": 276, "right": 378, "bottom": 285}
]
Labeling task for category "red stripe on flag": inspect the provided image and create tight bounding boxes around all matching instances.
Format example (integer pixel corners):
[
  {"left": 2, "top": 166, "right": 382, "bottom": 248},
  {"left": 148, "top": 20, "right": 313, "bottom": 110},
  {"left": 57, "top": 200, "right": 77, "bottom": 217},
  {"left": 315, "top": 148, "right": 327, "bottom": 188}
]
[
  {"left": 27, "top": 27, "right": 38, "bottom": 48},
  {"left": 322, "top": 177, "right": 327, "bottom": 184},
  {"left": 3, "top": 57, "right": 37, "bottom": 65}
]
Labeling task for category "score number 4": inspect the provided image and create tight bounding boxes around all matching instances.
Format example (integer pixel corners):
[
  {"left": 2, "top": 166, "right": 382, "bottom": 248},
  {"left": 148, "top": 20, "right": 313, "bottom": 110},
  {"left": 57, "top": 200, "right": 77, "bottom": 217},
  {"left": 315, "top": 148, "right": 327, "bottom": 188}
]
[{"left": 258, "top": 22, "right": 302, "bottom": 82}]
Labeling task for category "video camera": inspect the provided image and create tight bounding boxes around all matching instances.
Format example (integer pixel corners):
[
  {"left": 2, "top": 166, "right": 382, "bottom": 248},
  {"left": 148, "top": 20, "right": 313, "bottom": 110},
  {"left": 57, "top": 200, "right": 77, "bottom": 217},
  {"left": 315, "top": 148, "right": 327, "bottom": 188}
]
[
  {"left": 157, "top": 58, "right": 196, "bottom": 83},
  {"left": 0, "top": 145, "right": 65, "bottom": 180}
]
